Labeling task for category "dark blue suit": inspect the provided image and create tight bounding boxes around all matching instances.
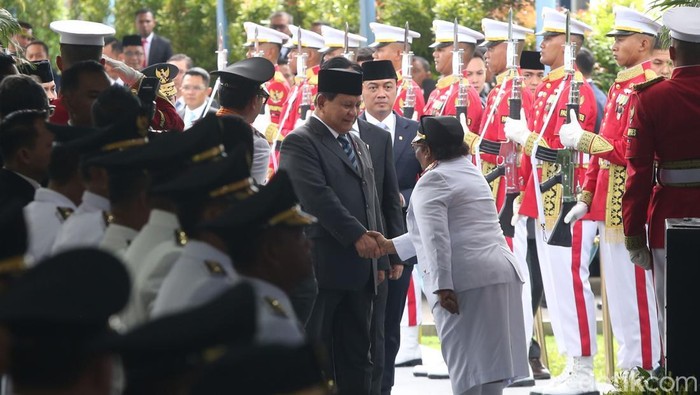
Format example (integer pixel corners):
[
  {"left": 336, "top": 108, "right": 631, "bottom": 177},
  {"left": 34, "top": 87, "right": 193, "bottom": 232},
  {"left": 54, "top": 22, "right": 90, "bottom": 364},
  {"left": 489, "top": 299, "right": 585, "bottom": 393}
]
[{"left": 360, "top": 112, "right": 421, "bottom": 395}]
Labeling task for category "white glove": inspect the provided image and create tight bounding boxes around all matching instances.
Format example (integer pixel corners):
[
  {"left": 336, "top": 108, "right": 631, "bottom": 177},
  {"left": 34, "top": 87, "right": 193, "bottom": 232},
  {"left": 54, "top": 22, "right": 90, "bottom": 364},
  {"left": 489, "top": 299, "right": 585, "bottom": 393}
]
[
  {"left": 511, "top": 198, "right": 522, "bottom": 227},
  {"left": 252, "top": 103, "right": 272, "bottom": 133},
  {"left": 564, "top": 202, "right": 589, "bottom": 224},
  {"left": 294, "top": 110, "right": 309, "bottom": 129},
  {"left": 411, "top": 111, "right": 418, "bottom": 121},
  {"left": 504, "top": 109, "right": 530, "bottom": 146},
  {"left": 459, "top": 113, "right": 469, "bottom": 134},
  {"left": 559, "top": 109, "right": 585, "bottom": 149},
  {"left": 102, "top": 55, "right": 143, "bottom": 86},
  {"left": 628, "top": 247, "right": 652, "bottom": 270}
]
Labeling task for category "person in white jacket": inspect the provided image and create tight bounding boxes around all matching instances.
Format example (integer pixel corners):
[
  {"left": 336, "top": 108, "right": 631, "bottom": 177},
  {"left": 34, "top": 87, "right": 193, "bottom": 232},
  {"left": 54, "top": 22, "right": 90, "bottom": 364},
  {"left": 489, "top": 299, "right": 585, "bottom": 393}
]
[{"left": 370, "top": 116, "right": 528, "bottom": 395}]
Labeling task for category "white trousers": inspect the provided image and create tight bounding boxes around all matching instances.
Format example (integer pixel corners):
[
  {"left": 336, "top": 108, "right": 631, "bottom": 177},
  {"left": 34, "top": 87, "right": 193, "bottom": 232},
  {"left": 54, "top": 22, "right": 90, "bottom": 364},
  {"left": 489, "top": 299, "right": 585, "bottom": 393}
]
[
  {"left": 535, "top": 219, "right": 598, "bottom": 357},
  {"left": 512, "top": 217, "right": 534, "bottom": 348},
  {"left": 652, "top": 247, "right": 666, "bottom": 354},
  {"left": 599, "top": 223, "right": 661, "bottom": 370}
]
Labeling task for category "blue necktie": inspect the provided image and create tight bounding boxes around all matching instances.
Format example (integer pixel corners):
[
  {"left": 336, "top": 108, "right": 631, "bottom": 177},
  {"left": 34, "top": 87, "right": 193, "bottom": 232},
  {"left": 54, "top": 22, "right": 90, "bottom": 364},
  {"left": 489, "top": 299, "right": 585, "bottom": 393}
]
[{"left": 338, "top": 134, "right": 359, "bottom": 171}]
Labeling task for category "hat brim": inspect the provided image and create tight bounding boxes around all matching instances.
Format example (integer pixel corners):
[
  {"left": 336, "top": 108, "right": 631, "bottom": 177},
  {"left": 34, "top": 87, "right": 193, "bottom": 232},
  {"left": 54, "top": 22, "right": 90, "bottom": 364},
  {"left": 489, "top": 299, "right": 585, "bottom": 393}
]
[
  {"left": 369, "top": 41, "right": 394, "bottom": 48},
  {"left": 411, "top": 132, "right": 427, "bottom": 144},
  {"left": 429, "top": 42, "right": 452, "bottom": 49},
  {"left": 605, "top": 29, "right": 637, "bottom": 37},
  {"left": 535, "top": 30, "right": 562, "bottom": 37},
  {"left": 480, "top": 40, "right": 506, "bottom": 48}
]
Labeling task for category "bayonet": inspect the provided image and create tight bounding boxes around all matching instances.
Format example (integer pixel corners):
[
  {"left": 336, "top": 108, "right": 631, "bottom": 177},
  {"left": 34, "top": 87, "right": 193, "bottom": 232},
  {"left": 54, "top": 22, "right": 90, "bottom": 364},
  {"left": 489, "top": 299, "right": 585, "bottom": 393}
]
[
  {"left": 400, "top": 21, "right": 416, "bottom": 119},
  {"left": 453, "top": 18, "right": 468, "bottom": 120},
  {"left": 201, "top": 23, "right": 228, "bottom": 119}
]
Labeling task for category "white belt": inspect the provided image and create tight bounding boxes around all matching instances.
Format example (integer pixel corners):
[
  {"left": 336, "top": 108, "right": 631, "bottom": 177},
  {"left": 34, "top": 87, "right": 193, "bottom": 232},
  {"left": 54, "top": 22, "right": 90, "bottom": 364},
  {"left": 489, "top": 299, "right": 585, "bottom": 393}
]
[{"left": 657, "top": 168, "right": 700, "bottom": 186}]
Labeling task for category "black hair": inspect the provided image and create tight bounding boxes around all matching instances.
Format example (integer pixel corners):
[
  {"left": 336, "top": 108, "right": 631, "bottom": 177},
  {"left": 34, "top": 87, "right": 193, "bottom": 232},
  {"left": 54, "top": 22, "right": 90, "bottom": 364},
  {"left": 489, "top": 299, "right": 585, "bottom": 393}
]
[
  {"left": 575, "top": 47, "right": 595, "bottom": 76},
  {"left": 168, "top": 54, "right": 193, "bottom": 70},
  {"left": 176, "top": 196, "right": 232, "bottom": 236},
  {"left": 92, "top": 84, "right": 142, "bottom": 128},
  {"left": 0, "top": 53, "right": 18, "bottom": 84},
  {"left": 321, "top": 56, "right": 362, "bottom": 73},
  {"left": 356, "top": 47, "right": 375, "bottom": 63},
  {"left": 219, "top": 82, "right": 258, "bottom": 110},
  {"left": 0, "top": 74, "right": 48, "bottom": 119},
  {"left": 59, "top": 44, "right": 103, "bottom": 68},
  {"left": 60, "top": 60, "right": 106, "bottom": 94},
  {"left": 413, "top": 56, "right": 430, "bottom": 73},
  {"left": 0, "top": 109, "right": 46, "bottom": 160},
  {"left": 185, "top": 67, "right": 211, "bottom": 86},
  {"left": 429, "top": 141, "right": 469, "bottom": 161},
  {"left": 26, "top": 40, "right": 49, "bottom": 57},
  {"left": 108, "top": 169, "right": 150, "bottom": 206},
  {"left": 104, "top": 36, "right": 123, "bottom": 54},
  {"left": 18, "top": 21, "right": 32, "bottom": 30},
  {"left": 135, "top": 7, "right": 154, "bottom": 18}
]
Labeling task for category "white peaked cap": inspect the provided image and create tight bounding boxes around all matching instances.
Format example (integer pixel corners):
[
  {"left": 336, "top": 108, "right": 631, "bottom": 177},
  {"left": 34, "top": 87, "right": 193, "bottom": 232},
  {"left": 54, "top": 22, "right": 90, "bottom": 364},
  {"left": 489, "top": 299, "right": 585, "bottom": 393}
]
[
  {"left": 663, "top": 6, "right": 700, "bottom": 43},
  {"left": 50, "top": 20, "right": 115, "bottom": 46},
  {"left": 430, "top": 20, "right": 485, "bottom": 47},
  {"left": 535, "top": 7, "right": 592, "bottom": 36},
  {"left": 606, "top": 6, "right": 662, "bottom": 37},
  {"left": 480, "top": 18, "right": 534, "bottom": 46},
  {"left": 284, "top": 25, "right": 325, "bottom": 49},
  {"left": 319, "top": 25, "right": 367, "bottom": 52},
  {"left": 368, "top": 22, "right": 421, "bottom": 47},
  {"left": 244, "top": 22, "right": 290, "bottom": 46}
]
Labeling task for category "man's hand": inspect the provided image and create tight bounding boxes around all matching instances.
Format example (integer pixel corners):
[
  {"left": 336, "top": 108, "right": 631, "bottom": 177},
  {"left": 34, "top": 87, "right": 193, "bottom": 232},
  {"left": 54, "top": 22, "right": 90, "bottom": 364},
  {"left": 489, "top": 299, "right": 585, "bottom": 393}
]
[
  {"left": 511, "top": 198, "right": 522, "bottom": 227},
  {"left": 389, "top": 264, "right": 404, "bottom": 280},
  {"left": 355, "top": 232, "right": 382, "bottom": 259},
  {"left": 436, "top": 289, "right": 459, "bottom": 314},
  {"left": 366, "top": 231, "right": 396, "bottom": 255},
  {"left": 564, "top": 202, "right": 589, "bottom": 224},
  {"left": 102, "top": 55, "right": 143, "bottom": 86},
  {"left": 629, "top": 247, "right": 652, "bottom": 270},
  {"left": 378, "top": 270, "right": 386, "bottom": 283},
  {"left": 559, "top": 109, "right": 584, "bottom": 149},
  {"left": 504, "top": 109, "right": 531, "bottom": 145}
]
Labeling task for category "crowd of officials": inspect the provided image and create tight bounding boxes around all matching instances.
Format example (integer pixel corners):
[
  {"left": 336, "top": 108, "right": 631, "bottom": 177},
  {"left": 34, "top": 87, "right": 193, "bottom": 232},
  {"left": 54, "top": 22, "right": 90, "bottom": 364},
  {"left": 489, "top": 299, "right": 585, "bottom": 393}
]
[{"left": 0, "top": 3, "right": 699, "bottom": 395}]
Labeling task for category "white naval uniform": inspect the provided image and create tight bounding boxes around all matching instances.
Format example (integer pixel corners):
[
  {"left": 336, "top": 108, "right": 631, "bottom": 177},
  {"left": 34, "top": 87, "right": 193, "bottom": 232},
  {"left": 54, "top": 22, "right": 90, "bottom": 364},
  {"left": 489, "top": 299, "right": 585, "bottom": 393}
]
[
  {"left": 51, "top": 191, "right": 110, "bottom": 253},
  {"left": 251, "top": 128, "right": 270, "bottom": 185},
  {"left": 119, "top": 209, "right": 181, "bottom": 330},
  {"left": 152, "top": 240, "right": 304, "bottom": 346},
  {"left": 393, "top": 156, "right": 528, "bottom": 394},
  {"left": 99, "top": 223, "right": 138, "bottom": 257},
  {"left": 24, "top": 188, "right": 76, "bottom": 263}
]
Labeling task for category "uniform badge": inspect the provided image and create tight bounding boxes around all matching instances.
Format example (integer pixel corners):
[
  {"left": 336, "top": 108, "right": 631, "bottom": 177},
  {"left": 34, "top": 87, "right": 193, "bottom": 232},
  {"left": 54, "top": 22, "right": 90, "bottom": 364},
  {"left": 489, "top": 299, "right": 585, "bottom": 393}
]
[
  {"left": 174, "top": 229, "right": 188, "bottom": 246},
  {"left": 264, "top": 296, "right": 288, "bottom": 318},
  {"left": 102, "top": 211, "right": 114, "bottom": 227},
  {"left": 615, "top": 89, "right": 631, "bottom": 120},
  {"left": 203, "top": 260, "right": 226, "bottom": 276},
  {"left": 269, "top": 89, "right": 284, "bottom": 103},
  {"left": 56, "top": 206, "right": 74, "bottom": 222}
]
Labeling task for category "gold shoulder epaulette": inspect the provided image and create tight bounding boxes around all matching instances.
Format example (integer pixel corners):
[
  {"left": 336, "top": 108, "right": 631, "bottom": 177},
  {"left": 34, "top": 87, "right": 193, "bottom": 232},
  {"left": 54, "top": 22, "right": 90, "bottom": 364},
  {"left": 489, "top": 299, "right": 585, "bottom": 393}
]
[
  {"left": 574, "top": 71, "right": 585, "bottom": 82},
  {"left": 633, "top": 76, "right": 664, "bottom": 92},
  {"left": 264, "top": 296, "right": 288, "bottom": 318},
  {"left": 56, "top": 206, "right": 74, "bottom": 221},
  {"left": 644, "top": 69, "right": 657, "bottom": 81},
  {"left": 203, "top": 260, "right": 226, "bottom": 276},
  {"left": 102, "top": 211, "right": 114, "bottom": 227}
]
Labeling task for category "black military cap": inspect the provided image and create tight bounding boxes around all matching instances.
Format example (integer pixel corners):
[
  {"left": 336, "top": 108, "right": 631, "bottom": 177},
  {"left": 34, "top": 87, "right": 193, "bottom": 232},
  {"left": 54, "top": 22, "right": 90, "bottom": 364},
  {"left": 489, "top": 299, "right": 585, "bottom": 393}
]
[
  {"left": 202, "top": 170, "right": 316, "bottom": 236},
  {"left": 98, "top": 282, "right": 256, "bottom": 383},
  {"left": 413, "top": 116, "right": 464, "bottom": 149},
  {"left": 0, "top": 200, "right": 27, "bottom": 287},
  {"left": 152, "top": 144, "right": 255, "bottom": 200},
  {"left": 61, "top": 115, "right": 149, "bottom": 161},
  {"left": 18, "top": 60, "right": 54, "bottom": 83},
  {"left": 362, "top": 60, "right": 397, "bottom": 81},
  {"left": 0, "top": 248, "right": 130, "bottom": 330},
  {"left": 142, "top": 62, "right": 179, "bottom": 98},
  {"left": 520, "top": 51, "right": 544, "bottom": 71},
  {"left": 122, "top": 34, "right": 142, "bottom": 47},
  {"left": 190, "top": 343, "right": 327, "bottom": 395},
  {"left": 318, "top": 68, "right": 363, "bottom": 95},
  {"left": 210, "top": 57, "right": 275, "bottom": 88},
  {"left": 46, "top": 123, "right": 96, "bottom": 144}
]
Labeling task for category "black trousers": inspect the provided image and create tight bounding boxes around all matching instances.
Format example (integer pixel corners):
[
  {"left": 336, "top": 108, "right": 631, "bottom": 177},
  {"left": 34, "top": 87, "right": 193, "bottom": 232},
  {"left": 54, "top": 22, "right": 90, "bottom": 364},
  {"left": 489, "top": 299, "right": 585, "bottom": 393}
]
[
  {"left": 306, "top": 280, "right": 375, "bottom": 395},
  {"left": 370, "top": 275, "right": 389, "bottom": 395},
  {"left": 380, "top": 264, "right": 413, "bottom": 395},
  {"left": 290, "top": 273, "right": 318, "bottom": 327}
]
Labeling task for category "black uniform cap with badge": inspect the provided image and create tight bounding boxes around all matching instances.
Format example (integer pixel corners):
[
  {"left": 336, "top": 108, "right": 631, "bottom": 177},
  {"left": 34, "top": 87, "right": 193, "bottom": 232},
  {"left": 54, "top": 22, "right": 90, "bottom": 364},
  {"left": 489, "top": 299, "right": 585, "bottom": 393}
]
[
  {"left": 141, "top": 62, "right": 179, "bottom": 102},
  {"left": 0, "top": 248, "right": 129, "bottom": 390},
  {"left": 95, "top": 281, "right": 257, "bottom": 393},
  {"left": 211, "top": 57, "right": 275, "bottom": 109}
]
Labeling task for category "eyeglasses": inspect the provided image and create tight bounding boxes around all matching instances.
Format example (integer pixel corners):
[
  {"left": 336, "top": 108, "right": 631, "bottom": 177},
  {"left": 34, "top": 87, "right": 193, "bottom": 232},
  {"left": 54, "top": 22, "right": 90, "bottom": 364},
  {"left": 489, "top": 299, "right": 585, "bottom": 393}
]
[{"left": 257, "top": 89, "right": 270, "bottom": 105}]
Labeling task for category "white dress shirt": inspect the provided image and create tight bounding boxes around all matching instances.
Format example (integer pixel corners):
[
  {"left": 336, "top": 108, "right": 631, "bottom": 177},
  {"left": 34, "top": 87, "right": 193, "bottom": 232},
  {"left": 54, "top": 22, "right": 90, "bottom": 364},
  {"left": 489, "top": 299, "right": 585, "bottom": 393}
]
[
  {"left": 51, "top": 191, "right": 111, "bottom": 253},
  {"left": 184, "top": 102, "right": 207, "bottom": 130},
  {"left": 364, "top": 111, "right": 396, "bottom": 145},
  {"left": 100, "top": 223, "right": 138, "bottom": 257},
  {"left": 24, "top": 188, "right": 76, "bottom": 263}
]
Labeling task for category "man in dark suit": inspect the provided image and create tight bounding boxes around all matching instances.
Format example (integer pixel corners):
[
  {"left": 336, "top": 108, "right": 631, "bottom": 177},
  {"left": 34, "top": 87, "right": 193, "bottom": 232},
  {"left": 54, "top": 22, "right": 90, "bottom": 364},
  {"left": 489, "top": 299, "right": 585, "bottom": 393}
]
[
  {"left": 359, "top": 60, "right": 422, "bottom": 395},
  {"left": 135, "top": 8, "right": 174, "bottom": 66},
  {"left": 0, "top": 110, "right": 54, "bottom": 207},
  {"left": 280, "top": 68, "right": 385, "bottom": 395}
]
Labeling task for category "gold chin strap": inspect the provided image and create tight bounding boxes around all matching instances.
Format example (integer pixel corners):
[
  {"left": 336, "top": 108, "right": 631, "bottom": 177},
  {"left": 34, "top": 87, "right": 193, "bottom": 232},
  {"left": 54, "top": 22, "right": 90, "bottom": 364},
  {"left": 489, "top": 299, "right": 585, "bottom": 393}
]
[
  {"left": 209, "top": 178, "right": 253, "bottom": 198},
  {"left": 0, "top": 256, "right": 26, "bottom": 275},
  {"left": 268, "top": 204, "right": 317, "bottom": 226},
  {"left": 102, "top": 137, "right": 149, "bottom": 152},
  {"left": 191, "top": 145, "right": 225, "bottom": 163}
]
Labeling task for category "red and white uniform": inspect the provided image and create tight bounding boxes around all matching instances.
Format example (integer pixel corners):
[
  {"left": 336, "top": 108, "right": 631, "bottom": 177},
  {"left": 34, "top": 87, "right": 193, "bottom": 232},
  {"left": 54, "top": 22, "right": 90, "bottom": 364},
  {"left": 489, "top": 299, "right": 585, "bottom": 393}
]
[
  {"left": 394, "top": 70, "right": 425, "bottom": 119},
  {"left": 577, "top": 61, "right": 660, "bottom": 370},
  {"left": 423, "top": 73, "right": 483, "bottom": 133},
  {"left": 263, "top": 64, "right": 292, "bottom": 140},
  {"left": 519, "top": 65, "right": 599, "bottom": 358},
  {"left": 623, "top": 65, "right": 700, "bottom": 331}
]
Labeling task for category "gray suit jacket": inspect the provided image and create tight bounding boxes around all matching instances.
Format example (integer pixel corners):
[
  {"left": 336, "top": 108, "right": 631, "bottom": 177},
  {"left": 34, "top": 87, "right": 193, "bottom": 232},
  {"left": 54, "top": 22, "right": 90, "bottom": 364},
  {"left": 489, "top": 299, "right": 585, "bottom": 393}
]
[{"left": 280, "top": 116, "right": 384, "bottom": 290}]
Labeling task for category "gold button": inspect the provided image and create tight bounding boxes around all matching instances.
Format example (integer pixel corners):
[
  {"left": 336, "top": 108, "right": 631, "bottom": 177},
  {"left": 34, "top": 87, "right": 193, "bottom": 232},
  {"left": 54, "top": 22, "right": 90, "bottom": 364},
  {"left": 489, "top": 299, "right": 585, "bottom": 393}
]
[
  {"left": 546, "top": 83, "right": 551, "bottom": 89},
  {"left": 616, "top": 84, "right": 621, "bottom": 89}
]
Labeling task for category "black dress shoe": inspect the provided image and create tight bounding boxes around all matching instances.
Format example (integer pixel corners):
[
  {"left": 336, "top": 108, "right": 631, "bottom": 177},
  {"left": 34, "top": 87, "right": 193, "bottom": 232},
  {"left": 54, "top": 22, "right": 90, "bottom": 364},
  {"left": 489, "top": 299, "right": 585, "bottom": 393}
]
[
  {"left": 396, "top": 358, "right": 422, "bottom": 367},
  {"left": 529, "top": 357, "right": 551, "bottom": 380}
]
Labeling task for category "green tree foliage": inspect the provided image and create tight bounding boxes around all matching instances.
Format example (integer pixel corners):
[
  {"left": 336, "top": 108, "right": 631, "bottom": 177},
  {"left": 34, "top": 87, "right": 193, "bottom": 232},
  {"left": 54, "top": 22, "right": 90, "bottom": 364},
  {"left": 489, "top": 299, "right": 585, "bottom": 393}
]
[
  {"left": 2, "top": 0, "right": 65, "bottom": 67},
  {"left": 377, "top": 0, "right": 435, "bottom": 61},
  {"left": 159, "top": 0, "right": 218, "bottom": 70},
  {"left": 114, "top": 0, "right": 163, "bottom": 38},
  {"left": 229, "top": 0, "right": 282, "bottom": 64},
  {"left": 295, "top": 0, "right": 360, "bottom": 32},
  {"left": 0, "top": 8, "right": 21, "bottom": 48},
  {"left": 576, "top": 0, "right": 647, "bottom": 92},
  {"left": 68, "top": 0, "right": 111, "bottom": 23}
]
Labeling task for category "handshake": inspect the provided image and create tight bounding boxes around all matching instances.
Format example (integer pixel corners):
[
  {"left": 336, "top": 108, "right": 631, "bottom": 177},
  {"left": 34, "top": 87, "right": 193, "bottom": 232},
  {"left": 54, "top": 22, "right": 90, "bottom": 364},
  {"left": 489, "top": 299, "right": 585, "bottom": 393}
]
[{"left": 354, "top": 231, "right": 396, "bottom": 259}]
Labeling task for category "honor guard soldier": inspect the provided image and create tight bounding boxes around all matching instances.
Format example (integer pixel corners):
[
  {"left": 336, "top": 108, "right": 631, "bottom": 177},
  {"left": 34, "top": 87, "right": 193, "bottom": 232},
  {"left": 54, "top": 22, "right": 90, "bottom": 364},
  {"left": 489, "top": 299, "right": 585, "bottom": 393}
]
[
  {"left": 0, "top": 248, "right": 130, "bottom": 395},
  {"left": 47, "top": 20, "right": 115, "bottom": 125},
  {"left": 622, "top": 6, "right": 700, "bottom": 334},
  {"left": 116, "top": 114, "right": 253, "bottom": 330},
  {"left": 559, "top": 6, "right": 663, "bottom": 372},
  {"left": 320, "top": 24, "right": 368, "bottom": 62},
  {"left": 271, "top": 26, "right": 325, "bottom": 173},
  {"left": 369, "top": 22, "right": 426, "bottom": 120},
  {"left": 504, "top": 7, "right": 599, "bottom": 392},
  {"left": 475, "top": 15, "right": 537, "bottom": 386},
  {"left": 51, "top": 91, "right": 150, "bottom": 253},
  {"left": 244, "top": 22, "right": 292, "bottom": 141},
  {"left": 211, "top": 57, "right": 276, "bottom": 185},
  {"left": 424, "top": 20, "right": 484, "bottom": 133}
]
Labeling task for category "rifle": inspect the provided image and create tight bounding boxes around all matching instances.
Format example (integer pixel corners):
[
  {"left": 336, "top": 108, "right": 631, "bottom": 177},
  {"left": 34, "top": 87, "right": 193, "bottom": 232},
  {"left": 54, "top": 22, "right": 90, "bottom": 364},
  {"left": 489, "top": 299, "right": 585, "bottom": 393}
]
[
  {"left": 539, "top": 10, "right": 580, "bottom": 248},
  {"left": 452, "top": 18, "right": 468, "bottom": 120},
  {"left": 497, "top": 8, "right": 522, "bottom": 237},
  {"left": 401, "top": 22, "right": 416, "bottom": 119},
  {"left": 296, "top": 27, "right": 312, "bottom": 121},
  {"left": 200, "top": 23, "right": 227, "bottom": 119},
  {"left": 342, "top": 22, "right": 355, "bottom": 61},
  {"left": 252, "top": 27, "right": 264, "bottom": 58}
]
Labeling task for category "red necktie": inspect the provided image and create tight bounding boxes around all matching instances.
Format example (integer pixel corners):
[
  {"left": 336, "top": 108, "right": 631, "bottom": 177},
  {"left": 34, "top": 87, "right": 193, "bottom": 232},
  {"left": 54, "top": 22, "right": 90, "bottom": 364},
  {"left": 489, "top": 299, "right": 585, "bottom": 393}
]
[{"left": 142, "top": 38, "right": 148, "bottom": 67}]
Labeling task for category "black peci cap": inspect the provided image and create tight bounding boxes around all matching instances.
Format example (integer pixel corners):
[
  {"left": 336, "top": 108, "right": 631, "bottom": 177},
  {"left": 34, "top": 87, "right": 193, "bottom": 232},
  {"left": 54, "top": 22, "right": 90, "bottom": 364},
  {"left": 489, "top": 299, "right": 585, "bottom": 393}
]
[
  {"left": 361, "top": 60, "right": 397, "bottom": 81},
  {"left": 413, "top": 116, "right": 464, "bottom": 149},
  {"left": 318, "top": 68, "right": 363, "bottom": 95},
  {"left": 122, "top": 34, "right": 142, "bottom": 47},
  {"left": 520, "top": 51, "right": 544, "bottom": 71}
]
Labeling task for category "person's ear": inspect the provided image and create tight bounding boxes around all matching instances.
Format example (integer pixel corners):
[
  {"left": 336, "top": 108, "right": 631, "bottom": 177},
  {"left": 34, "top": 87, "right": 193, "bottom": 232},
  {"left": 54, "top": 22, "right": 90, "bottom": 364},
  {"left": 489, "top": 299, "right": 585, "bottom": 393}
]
[
  {"left": 56, "top": 55, "right": 63, "bottom": 71},
  {"left": 670, "top": 45, "right": 677, "bottom": 62}
]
